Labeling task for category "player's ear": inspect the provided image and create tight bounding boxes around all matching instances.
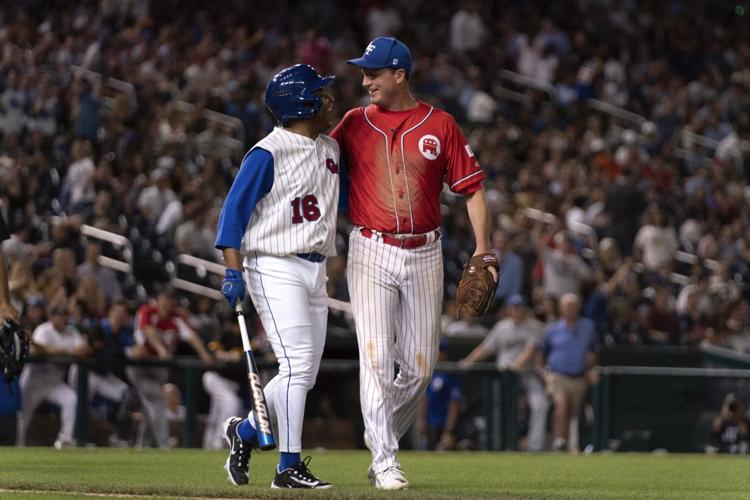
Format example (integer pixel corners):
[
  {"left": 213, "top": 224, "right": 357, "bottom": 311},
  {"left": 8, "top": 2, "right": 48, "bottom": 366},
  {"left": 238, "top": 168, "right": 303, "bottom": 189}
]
[{"left": 393, "top": 68, "right": 407, "bottom": 84}]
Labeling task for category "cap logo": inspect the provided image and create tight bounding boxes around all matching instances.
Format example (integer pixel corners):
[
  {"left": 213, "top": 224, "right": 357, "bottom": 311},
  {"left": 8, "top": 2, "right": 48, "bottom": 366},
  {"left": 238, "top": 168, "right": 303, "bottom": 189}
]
[
  {"left": 392, "top": 58, "right": 398, "bottom": 65},
  {"left": 418, "top": 134, "right": 441, "bottom": 160},
  {"left": 365, "top": 43, "right": 376, "bottom": 55}
]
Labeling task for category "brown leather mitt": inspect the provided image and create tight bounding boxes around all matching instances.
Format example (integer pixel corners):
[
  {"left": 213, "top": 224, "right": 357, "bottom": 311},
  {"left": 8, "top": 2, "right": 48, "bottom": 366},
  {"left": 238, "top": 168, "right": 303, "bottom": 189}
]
[{"left": 455, "top": 252, "right": 499, "bottom": 319}]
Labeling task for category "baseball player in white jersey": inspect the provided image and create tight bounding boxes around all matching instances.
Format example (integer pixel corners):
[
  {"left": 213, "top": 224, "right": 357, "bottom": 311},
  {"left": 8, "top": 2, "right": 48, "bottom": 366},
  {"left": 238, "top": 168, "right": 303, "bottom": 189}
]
[{"left": 215, "top": 64, "right": 338, "bottom": 489}]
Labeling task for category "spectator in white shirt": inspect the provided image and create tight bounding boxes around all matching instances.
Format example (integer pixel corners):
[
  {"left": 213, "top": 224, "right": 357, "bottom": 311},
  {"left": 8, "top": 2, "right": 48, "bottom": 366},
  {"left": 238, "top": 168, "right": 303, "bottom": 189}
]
[
  {"left": 461, "top": 295, "right": 549, "bottom": 451},
  {"left": 17, "top": 305, "right": 90, "bottom": 448},
  {"left": 634, "top": 206, "right": 678, "bottom": 272},
  {"left": 449, "top": 2, "right": 486, "bottom": 53}
]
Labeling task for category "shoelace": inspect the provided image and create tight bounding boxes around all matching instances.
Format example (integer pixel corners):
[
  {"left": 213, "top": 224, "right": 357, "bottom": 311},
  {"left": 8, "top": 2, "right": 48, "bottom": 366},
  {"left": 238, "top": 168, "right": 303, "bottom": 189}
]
[{"left": 293, "top": 456, "right": 317, "bottom": 481}]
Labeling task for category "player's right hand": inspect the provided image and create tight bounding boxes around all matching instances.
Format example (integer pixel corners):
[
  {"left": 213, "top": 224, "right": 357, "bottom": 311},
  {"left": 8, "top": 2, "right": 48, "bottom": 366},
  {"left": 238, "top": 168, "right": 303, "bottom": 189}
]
[{"left": 221, "top": 268, "right": 245, "bottom": 307}]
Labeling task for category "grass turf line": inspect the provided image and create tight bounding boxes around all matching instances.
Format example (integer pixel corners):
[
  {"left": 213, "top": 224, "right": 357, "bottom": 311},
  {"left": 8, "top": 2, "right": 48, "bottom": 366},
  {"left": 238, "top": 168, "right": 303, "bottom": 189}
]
[{"left": 1, "top": 448, "right": 748, "bottom": 499}]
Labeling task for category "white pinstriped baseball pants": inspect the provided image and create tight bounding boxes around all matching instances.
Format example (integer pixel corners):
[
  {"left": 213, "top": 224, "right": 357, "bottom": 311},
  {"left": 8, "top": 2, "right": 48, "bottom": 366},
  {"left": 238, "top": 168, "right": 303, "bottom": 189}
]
[
  {"left": 347, "top": 228, "right": 443, "bottom": 474},
  {"left": 244, "top": 252, "right": 328, "bottom": 453}
]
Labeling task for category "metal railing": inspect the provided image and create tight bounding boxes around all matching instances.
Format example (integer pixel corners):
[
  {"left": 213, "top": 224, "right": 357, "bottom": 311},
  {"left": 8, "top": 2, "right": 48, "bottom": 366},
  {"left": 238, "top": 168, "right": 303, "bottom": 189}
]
[
  {"left": 168, "top": 253, "right": 353, "bottom": 314},
  {"left": 80, "top": 224, "right": 134, "bottom": 274}
]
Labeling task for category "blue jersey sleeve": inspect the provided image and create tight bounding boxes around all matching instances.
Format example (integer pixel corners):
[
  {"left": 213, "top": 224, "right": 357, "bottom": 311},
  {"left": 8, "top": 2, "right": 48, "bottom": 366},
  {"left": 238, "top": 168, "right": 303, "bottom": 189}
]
[{"left": 215, "top": 148, "right": 274, "bottom": 250}]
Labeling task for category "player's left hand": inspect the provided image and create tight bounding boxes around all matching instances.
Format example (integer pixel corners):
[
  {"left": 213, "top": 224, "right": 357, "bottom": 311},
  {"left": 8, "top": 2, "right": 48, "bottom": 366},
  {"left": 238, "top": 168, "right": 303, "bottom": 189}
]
[
  {"left": 221, "top": 268, "right": 246, "bottom": 307},
  {"left": 473, "top": 251, "right": 498, "bottom": 283}
]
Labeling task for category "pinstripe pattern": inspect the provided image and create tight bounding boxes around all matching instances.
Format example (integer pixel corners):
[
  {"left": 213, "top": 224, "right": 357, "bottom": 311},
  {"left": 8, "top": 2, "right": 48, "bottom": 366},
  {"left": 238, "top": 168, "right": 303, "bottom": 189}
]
[
  {"left": 243, "top": 127, "right": 339, "bottom": 257},
  {"left": 399, "top": 106, "right": 434, "bottom": 234},
  {"left": 347, "top": 228, "right": 443, "bottom": 473},
  {"left": 363, "top": 109, "right": 401, "bottom": 233},
  {"left": 233, "top": 126, "right": 337, "bottom": 455},
  {"left": 244, "top": 253, "right": 328, "bottom": 453},
  {"left": 255, "top": 251, "right": 292, "bottom": 449}
]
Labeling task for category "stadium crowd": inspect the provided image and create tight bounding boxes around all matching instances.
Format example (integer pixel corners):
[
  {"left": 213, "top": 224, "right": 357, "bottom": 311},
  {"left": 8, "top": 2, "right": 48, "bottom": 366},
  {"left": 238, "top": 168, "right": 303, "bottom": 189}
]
[{"left": 1, "top": 0, "right": 749, "bottom": 450}]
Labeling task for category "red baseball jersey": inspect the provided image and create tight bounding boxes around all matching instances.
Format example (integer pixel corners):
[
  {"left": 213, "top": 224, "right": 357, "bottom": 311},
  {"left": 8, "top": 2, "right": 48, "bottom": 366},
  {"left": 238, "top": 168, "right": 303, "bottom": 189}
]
[
  {"left": 330, "top": 100, "right": 484, "bottom": 234},
  {"left": 134, "top": 303, "right": 194, "bottom": 357}
]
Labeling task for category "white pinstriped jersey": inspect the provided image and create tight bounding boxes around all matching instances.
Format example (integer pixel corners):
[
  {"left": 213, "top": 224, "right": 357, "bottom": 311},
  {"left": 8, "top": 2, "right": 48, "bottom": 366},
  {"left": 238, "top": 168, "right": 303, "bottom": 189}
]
[{"left": 241, "top": 127, "right": 340, "bottom": 257}]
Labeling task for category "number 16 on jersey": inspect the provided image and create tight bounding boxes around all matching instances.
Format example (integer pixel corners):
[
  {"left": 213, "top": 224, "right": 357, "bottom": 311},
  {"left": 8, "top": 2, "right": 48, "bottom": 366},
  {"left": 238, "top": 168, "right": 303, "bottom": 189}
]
[
  {"left": 291, "top": 194, "right": 320, "bottom": 223},
  {"left": 235, "top": 303, "right": 275, "bottom": 450}
]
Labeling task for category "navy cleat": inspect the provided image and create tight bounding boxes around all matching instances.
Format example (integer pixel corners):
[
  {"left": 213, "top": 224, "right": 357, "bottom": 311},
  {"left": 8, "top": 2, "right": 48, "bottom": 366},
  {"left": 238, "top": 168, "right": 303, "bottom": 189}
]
[
  {"left": 271, "top": 456, "right": 332, "bottom": 489},
  {"left": 223, "top": 417, "right": 255, "bottom": 486}
]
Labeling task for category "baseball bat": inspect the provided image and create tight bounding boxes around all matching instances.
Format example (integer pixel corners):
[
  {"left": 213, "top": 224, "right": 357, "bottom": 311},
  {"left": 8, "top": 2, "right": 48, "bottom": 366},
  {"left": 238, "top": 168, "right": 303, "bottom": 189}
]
[{"left": 235, "top": 302, "right": 276, "bottom": 450}]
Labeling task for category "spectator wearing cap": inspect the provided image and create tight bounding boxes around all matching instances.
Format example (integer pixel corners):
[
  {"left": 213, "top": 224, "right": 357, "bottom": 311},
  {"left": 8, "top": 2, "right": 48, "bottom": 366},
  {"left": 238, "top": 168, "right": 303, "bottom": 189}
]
[
  {"left": 420, "top": 339, "right": 462, "bottom": 450},
  {"left": 520, "top": 293, "right": 597, "bottom": 452},
  {"left": 462, "top": 295, "right": 548, "bottom": 451},
  {"left": 23, "top": 295, "right": 47, "bottom": 331},
  {"left": 17, "top": 305, "right": 91, "bottom": 448}
]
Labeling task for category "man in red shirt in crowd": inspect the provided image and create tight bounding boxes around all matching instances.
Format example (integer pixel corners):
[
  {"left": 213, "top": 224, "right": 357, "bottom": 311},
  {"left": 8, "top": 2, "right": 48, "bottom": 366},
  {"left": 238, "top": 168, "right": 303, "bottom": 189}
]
[
  {"left": 127, "top": 286, "right": 212, "bottom": 447},
  {"left": 331, "top": 37, "right": 497, "bottom": 489}
]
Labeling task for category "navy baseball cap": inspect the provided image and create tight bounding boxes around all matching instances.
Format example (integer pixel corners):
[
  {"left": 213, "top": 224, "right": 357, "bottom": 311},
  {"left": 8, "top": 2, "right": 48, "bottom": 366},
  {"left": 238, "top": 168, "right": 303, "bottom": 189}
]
[
  {"left": 347, "top": 37, "right": 412, "bottom": 74},
  {"left": 508, "top": 294, "right": 527, "bottom": 307}
]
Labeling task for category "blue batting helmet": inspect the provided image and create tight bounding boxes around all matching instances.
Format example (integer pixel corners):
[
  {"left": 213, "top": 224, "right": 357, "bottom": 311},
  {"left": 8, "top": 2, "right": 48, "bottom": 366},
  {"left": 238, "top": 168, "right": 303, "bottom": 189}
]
[{"left": 265, "top": 64, "right": 335, "bottom": 125}]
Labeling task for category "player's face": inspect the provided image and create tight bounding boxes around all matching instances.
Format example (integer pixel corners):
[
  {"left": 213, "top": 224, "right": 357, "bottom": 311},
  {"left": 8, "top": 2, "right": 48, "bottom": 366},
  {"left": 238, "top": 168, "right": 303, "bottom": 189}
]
[{"left": 361, "top": 68, "right": 402, "bottom": 107}]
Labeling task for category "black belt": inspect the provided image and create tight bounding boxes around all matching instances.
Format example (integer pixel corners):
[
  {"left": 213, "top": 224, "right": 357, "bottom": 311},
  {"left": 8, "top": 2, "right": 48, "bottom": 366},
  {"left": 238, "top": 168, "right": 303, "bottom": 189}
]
[{"left": 296, "top": 252, "right": 326, "bottom": 263}]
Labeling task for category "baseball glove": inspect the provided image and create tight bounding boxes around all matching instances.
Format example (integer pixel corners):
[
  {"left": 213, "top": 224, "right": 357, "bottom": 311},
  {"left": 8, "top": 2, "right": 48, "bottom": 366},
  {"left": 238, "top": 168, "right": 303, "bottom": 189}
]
[
  {"left": 0, "top": 317, "right": 30, "bottom": 386},
  {"left": 456, "top": 253, "right": 499, "bottom": 319}
]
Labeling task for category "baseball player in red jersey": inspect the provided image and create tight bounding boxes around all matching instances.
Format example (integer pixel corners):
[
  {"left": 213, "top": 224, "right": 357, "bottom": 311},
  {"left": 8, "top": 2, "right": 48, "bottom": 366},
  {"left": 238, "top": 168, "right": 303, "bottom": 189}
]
[{"left": 331, "top": 37, "right": 497, "bottom": 489}]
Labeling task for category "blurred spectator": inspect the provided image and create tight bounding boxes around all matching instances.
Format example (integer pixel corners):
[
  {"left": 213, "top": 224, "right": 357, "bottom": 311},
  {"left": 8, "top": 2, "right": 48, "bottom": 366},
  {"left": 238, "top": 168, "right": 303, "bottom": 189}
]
[
  {"left": 492, "top": 230, "right": 524, "bottom": 306},
  {"left": 76, "top": 240, "right": 122, "bottom": 300},
  {"left": 536, "top": 229, "right": 593, "bottom": 297},
  {"left": 163, "top": 383, "right": 186, "bottom": 423},
  {"left": 23, "top": 295, "right": 47, "bottom": 331},
  {"left": 532, "top": 293, "right": 597, "bottom": 452},
  {"left": 634, "top": 206, "right": 678, "bottom": 272},
  {"left": 420, "top": 340, "right": 461, "bottom": 451},
  {"left": 126, "top": 287, "right": 212, "bottom": 448},
  {"left": 70, "top": 298, "right": 134, "bottom": 446},
  {"left": 639, "top": 285, "right": 679, "bottom": 345},
  {"left": 443, "top": 316, "right": 488, "bottom": 338},
  {"left": 199, "top": 306, "right": 244, "bottom": 449},
  {"left": 136, "top": 168, "right": 177, "bottom": 227},
  {"left": 62, "top": 139, "right": 96, "bottom": 213},
  {"left": 17, "top": 305, "right": 91, "bottom": 448},
  {"left": 449, "top": 1, "right": 485, "bottom": 53},
  {"left": 365, "top": 0, "right": 402, "bottom": 40},
  {"left": 709, "top": 393, "right": 748, "bottom": 454},
  {"left": 605, "top": 168, "right": 643, "bottom": 256},
  {"left": 461, "top": 295, "right": 548, "bottom": 451}
]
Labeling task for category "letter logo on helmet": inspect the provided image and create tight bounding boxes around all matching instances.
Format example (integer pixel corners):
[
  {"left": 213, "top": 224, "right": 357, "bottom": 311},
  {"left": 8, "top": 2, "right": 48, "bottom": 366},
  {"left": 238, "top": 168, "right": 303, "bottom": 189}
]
[{"left": 265, "top": 64, "right": 335, "bottom": 125}]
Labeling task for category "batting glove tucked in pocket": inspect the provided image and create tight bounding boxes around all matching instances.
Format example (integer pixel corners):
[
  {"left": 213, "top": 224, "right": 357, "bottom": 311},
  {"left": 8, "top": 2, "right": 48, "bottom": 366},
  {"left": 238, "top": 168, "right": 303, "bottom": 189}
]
[{"left": 221, "top": 268, "right": 246, "bottom": 307}]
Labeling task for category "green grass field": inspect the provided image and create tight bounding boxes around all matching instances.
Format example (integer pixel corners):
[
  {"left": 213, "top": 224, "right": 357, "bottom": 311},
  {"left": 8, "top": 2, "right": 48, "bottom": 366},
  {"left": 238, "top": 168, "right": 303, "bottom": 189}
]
[{"left": 0, "top": 448, "right": 748, "bottom": 499}]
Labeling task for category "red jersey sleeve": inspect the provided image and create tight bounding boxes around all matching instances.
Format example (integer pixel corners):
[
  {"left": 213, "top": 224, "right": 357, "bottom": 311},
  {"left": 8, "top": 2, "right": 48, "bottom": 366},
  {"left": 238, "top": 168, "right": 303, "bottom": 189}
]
[
  {"left": 443, "top": 116, "right": 485, "bottom": 195},
  {"left": 135, "top": 304, "right": 152, "bottom": 331}
]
